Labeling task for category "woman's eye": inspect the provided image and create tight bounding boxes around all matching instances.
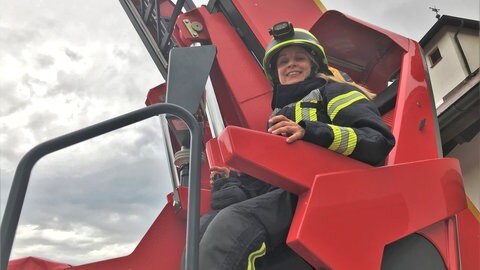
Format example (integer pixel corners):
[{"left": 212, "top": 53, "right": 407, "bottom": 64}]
[
  {"left": 277, "top": 58, "right": 288, "bottom": 66},
  {"left": 295, "top": 56, "right": 307, "bottom": 61}
]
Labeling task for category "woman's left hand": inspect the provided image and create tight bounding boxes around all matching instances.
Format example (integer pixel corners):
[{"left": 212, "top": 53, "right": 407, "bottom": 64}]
[{"left": 268, "top": 115, "right": 305, "bottom": 143}]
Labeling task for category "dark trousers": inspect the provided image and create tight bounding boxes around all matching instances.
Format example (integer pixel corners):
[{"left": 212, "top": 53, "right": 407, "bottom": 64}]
[{"left": 183, "top": 188, "right": 299, "bottom": 270}]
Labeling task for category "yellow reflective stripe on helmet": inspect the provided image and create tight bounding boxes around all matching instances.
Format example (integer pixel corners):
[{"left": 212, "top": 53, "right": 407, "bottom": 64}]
[
  {"left": 327, "top": 125, "right": 358, "bottom": 156},
  {"left": 247, "top": 242, "right": 266, "bottom": 270},
  {"left": 266, "top": 39, "right": 326, "bottom": 61},
  {"left": 327, "top": 91, "right": 368, "bottom": 122}
]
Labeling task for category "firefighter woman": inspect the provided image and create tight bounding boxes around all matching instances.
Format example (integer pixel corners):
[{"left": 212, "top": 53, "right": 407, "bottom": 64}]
[{"left": 189, "top": 22, "right": 396, "bottom": 270}]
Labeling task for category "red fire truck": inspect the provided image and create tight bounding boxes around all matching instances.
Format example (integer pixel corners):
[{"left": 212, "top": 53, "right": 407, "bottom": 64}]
[{"left": 2, "top": 0, "right": 478, "bottom": 269}]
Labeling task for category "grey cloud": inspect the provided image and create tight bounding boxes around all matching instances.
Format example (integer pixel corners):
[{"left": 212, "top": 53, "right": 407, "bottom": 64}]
[
  {"left": 113, "top": 46, "right": 151, "bottom": 67},
  {"left": 64, "top": 48, "right": 82, "bottom": 61},
  {"left": 0, "top": 82, "right": 30, "bottom": 115},
  {"left": 373, "top": 2, "right": 439, "bottom": 40},
  {"left": 2, "top": 0, "right": 166, "bottom": 266},
  {"left": 26, "top": 110, "right": 60, "bottom": 140},
  {"left": 113, "top": 47, "right": 129, "bottom": 60},
  {"left": 14, "top": 152, "right": 170, "bottom": 264},
  {"left": 21, "top": 73, "right": 49, "bottom": 94},
  {"left": 49, "top": 62, "right": 130, "bottom": 99},
  {"left": 49, "top": 70, "right": 89, "bottom": 96},
  {"left": 0, "top": 125, "right": 25, "bottom": 165},
  {"left": 1, "top": 169, "right": 14, "bottom": 211},
  {"left": 18, "top": 124, "right": 169, "bottom": 224},
  {"left": 8, "top": 122, "right": 169, "bottom": 245},
  {"left": 0, "top": 25, "right": 40, "bottom": 57},
  {"left": 34, "top": 54, "right": 55, "bottom": 69}
]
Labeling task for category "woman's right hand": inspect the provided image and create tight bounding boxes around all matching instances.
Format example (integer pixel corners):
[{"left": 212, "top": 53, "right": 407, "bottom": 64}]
[{"left": 268, "top": 115, "right": 305, "bottom": 143}]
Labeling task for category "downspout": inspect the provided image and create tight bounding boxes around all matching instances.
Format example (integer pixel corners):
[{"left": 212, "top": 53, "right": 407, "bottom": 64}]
[
  {"left": 451, "top": 23, "right": 475, "bottom": 270},
  {"left": 454, "top": 20, "right": 472, "bottom": 75}
]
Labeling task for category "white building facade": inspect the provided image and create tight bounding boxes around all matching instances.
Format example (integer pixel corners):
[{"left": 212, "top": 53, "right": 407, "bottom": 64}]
[{"left": 420, "top": 15, "right": 480, "bottom": 209}]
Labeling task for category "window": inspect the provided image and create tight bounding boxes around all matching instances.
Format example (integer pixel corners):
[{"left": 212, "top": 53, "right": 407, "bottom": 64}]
[{"left": 429, "top": 47, "right": 442, "bottom": 67}]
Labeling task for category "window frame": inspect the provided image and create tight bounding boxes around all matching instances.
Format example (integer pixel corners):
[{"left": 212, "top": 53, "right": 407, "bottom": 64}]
[{"left": 428, "top": 47, "right": 443, "bottom": 68}]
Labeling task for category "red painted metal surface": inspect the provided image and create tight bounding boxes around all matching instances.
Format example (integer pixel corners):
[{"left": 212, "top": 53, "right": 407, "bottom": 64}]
[
  {"left": 200, "top": 6, "right": 470, "bottom": 268},
  {"left": 207, "top": 126, "right": 371, "bottom": 194},
  {"left": 457, "top": 207, "right": 480, "bottom": 270},
  {"left": 418, "top": 219, "right": 461, "bottom": 270},
  {"left": 207, "top": 127, "right": 466, "bottom": 269},
  {"left": 311, "top": 10, "right": 406, "bottom": 92},
  {"left": 387, "top": 41, "right": 441, "bottom": 164},
  {"left": 68, "top": 198, "right": 186, "bottom": 270},
  {"left": 88, "top": 3, "right": 471, "bottom": 269},
  {"left": 8, "top": 257, "right": 71, "bottom": 270},
  {"left": 230, "top": 0, "right": 325, "bottom": 47},
  {"left": 290, "top": 159, "right": 464, "bottom": 269}
]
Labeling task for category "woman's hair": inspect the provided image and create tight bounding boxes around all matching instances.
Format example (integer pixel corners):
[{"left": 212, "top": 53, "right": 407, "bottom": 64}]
[
  {"left": 303, "top": 49, "right": 376, "bottom": 99},
  {"left": 316, "top": 73, "right": 376, "bottom": 100}
]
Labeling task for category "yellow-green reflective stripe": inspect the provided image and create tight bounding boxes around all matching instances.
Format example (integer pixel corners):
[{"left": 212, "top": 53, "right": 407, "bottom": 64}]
[
  {"left": 328, "top": 125, "right": 341, "bottom": 152},
  {"left": 267, "top": 39, "right": 324, "bottom": 56},
  {"left": 307, "top": 100, "right": 317, "bottom": 122},
  {"left": 336, "top": 127, "right": 349, "bottom": 154},
  {"left": 247, "top": 242, "right": 266, "bottom": 270},
  {"left": 309, "top": 107, "right": 317, "bottom": 121},
  {"left": 327, "top": 91, "right": 367, "bottom": 121},
  {"left": 295, "top": 102, "right": 302, "bottom": 123},
  {"left": 295, "top": 101, "right": 318, "bottom": 123},
  {"left": 344, "top": 128, "right": 358, "bottom": 156},
  {"left": 328, "top": 125, "right": 357, "bottom": 156},
  {"left": 265, "top": 37, "right": 327, "bottom": 66}
]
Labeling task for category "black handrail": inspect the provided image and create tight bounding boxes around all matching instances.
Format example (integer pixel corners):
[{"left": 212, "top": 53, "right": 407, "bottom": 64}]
[{"left": 0, "top": 103, "right": 202, "bottom": 270}]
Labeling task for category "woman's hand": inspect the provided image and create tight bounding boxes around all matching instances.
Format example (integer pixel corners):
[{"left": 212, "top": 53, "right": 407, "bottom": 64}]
[
  {"left": 268, "top": 115, "right": 305, "bottom": 143},
  {"left": 209, "top": 166, "right": 232, "bottom": 185}
]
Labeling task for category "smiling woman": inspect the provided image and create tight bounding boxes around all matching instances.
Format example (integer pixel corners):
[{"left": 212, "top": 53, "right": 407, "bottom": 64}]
[
  {"left": 0, "top": 0, "right": 168, "bottom": 266},
  {"left": 275, "top": 46, "right": 313, "bottom": 85}
]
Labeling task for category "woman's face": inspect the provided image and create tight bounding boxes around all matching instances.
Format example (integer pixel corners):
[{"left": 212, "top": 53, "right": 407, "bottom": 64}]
[{"left": 276, "top": 45, "right": 312, "bottom": 85}]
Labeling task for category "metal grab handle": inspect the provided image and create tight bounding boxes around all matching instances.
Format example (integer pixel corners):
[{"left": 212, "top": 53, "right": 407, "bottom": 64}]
[{"left": 0, "top": 103, "right": 202, "bottom": 270}]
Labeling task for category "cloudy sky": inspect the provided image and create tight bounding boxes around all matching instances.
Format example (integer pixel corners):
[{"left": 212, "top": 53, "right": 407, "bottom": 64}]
[{"left": 1, "top": 0, "right": 478, "bottom": 266}]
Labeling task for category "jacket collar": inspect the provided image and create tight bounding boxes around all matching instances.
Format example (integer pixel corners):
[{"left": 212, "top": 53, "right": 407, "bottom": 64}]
[{"left": 271, "top": 77, "right": 327, "bottom": 109}]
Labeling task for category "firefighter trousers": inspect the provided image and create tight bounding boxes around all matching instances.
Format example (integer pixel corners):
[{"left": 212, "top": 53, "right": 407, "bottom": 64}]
[{"left": 195, "top": 188, "right": 298, "bottom": 270}]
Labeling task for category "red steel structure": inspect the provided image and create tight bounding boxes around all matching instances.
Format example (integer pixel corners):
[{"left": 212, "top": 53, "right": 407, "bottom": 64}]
[{"left": 4, "top": 0, "right": 479, "bottom": 269}]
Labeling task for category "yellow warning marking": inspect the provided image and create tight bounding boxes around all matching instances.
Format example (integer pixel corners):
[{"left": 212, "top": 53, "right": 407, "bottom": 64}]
[
  {"left": 467, "top": 196, "right": 480, "bottom": 223},
  {"left": 247, "top": 242, "right": 266, "bottom": 270},
  {"left": 312, "top": 0, "right": 327, "bottom": 12}
]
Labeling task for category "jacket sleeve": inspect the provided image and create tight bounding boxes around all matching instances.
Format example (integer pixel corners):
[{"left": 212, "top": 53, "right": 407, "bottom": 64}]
[
  {"left": 300, "top": 83, "right": 395, "bottom": 166},
  {"left": 210, "top": 173, "right": 250, "bottom": 210},
  {"left": 210, "top": 173, "right": 274, "bottom": 210}
]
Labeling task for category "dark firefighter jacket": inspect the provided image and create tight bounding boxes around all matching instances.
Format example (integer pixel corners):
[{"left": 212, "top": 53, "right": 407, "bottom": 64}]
[
  {"left": 211, "top": 77, "right": 395, "bottom": 210},
  {"left": 270, "top": 77, "right": 395, "bottom": 166}
]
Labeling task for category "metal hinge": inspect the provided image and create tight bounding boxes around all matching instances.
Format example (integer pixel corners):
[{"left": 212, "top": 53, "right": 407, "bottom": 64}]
[{"left": 183, "top": 19, "right": 203, "bottom": 38}]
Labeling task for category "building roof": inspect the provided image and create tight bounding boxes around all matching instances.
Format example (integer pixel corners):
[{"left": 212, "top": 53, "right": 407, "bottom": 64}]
[{"left": 419, "top": 15, "right": 479, "bottom": 47}]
